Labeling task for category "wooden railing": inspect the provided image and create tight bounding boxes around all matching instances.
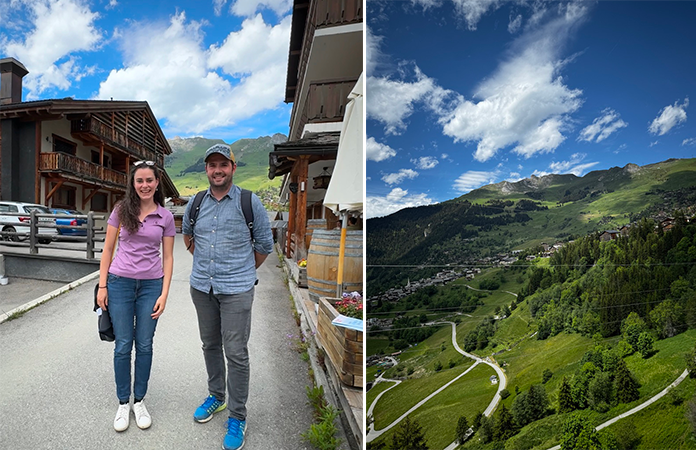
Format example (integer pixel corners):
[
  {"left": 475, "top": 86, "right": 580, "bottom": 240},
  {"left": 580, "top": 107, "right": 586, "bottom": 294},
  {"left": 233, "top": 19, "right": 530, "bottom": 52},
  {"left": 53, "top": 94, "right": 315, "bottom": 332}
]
[
  {"left": 71, "top": 118, "right": 162, "bottom": 165},
  {"left": 39, "top": 152, "right": 127, "bottom": 187},
  {"left": 293, "top": 78, "right": 357, "bottom": 140}
]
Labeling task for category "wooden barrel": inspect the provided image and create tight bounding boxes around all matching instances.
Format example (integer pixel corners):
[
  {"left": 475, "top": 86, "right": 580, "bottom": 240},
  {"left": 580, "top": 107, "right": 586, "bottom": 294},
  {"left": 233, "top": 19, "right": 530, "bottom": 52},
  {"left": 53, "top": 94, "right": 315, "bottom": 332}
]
[
  {"left": 305, "top": 219, "right": 326, "bottom": 250},
  {"left": 307, "top": 229, "right": 363, "bottom": 302}
]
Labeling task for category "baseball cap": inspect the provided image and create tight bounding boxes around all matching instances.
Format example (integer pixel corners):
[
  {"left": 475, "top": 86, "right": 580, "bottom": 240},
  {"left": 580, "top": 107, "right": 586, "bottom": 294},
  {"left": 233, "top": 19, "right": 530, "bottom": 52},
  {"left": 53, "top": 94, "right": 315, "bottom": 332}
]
[{"left": 204, "top": 144, "right": 235, "bottom": 163}]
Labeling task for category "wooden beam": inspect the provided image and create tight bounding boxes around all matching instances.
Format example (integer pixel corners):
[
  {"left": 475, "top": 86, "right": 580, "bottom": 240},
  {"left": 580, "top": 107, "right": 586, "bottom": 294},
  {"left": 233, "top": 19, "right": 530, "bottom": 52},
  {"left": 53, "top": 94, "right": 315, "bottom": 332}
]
[
  {"left": 35, "top": 121, "right": 41, "bottom": 203},
  {"left": 45, "top": 180, "right": 64, "bottom": 204},
  {"left": 296, "top": 156, "right": 309, "bottom": 259},
  {"left": 286, "top": 178, "right": 297, "bottom": 258},
  {"left": 82, "top": 188, "right": 100, "bottom": 210}
]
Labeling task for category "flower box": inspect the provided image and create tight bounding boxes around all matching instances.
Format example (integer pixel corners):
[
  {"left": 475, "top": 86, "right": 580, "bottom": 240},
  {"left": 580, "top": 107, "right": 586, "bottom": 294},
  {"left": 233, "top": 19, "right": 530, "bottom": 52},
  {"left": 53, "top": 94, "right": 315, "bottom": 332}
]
[{"left": 317, "top": 297, "right": 363, "bottom": 388}]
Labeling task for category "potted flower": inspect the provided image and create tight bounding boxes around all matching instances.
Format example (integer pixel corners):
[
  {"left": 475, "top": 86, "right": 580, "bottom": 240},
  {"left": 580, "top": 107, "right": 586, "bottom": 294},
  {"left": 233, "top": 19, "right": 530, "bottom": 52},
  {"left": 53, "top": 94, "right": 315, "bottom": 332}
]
[
  {"left": 293, "top": 258, "right": 307, "bottom": 287},
  {"left": 317, "top": 292, "right": 363, "bottom": 388}
]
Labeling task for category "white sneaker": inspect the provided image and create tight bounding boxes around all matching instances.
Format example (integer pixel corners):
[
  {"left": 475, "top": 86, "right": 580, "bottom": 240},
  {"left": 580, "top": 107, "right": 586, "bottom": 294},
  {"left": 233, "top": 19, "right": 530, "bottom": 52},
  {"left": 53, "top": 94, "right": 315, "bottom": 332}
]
[
  {"left": 133, "top": 400, "right": 152, "bottom": 429},
  {"left": 114, "top": 403, "right": 130, "bottom": 431}
]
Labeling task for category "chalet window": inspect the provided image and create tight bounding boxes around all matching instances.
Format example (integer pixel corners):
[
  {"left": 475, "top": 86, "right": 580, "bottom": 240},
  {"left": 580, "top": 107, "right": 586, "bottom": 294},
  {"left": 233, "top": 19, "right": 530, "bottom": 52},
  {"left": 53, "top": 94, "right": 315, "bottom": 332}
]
[
  {"left": 52, "top": 185, "right": 76, "bottom": 209},
  {"left": 90, "top": 150, "right": 111, "bottom": 168},
  {"left": 91, "top": 193, "right": 108, "bottom": 212},
  {"left": 53, "top": 135, "right": 77, "bottom": 156}
]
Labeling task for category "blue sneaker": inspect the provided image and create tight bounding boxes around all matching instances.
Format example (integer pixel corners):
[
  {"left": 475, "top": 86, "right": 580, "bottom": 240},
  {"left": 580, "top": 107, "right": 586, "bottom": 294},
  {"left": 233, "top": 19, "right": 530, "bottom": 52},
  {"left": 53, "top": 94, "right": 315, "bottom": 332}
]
[
  {"left": 223, "top": 417, "right": 246, "bottom": 450},
  {"left": 194, "top": 395, "right": 226, "bottom": 423}
]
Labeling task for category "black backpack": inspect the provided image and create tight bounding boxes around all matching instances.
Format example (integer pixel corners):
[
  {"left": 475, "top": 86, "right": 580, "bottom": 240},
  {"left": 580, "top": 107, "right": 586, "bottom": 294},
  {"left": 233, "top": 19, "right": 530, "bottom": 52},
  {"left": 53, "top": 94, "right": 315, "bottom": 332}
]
[{"left": 189, "top": 188, "right": 254, "bottom": 241}]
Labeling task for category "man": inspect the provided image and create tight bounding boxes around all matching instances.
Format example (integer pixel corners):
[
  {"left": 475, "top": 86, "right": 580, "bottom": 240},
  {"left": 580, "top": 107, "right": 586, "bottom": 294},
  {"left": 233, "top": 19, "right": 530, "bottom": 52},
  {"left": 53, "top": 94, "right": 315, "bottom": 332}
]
[{"left": 182, "top": 144, "right": 273, "bottom": 450}]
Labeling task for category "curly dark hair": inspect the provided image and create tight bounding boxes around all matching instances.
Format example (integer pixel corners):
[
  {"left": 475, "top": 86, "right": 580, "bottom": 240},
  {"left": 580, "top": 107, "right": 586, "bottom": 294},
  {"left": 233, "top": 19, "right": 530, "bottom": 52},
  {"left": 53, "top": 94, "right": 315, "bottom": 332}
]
[{"left": 116, "top": 164, "right": 164, "bottom": 234}]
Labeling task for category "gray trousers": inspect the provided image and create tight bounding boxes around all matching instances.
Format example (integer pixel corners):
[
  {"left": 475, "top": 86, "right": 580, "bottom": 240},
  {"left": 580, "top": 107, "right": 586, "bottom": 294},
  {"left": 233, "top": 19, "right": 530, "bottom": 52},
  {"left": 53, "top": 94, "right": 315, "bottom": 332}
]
[{"left": 190, "top": 286, "right": 254, "bottom": 421}]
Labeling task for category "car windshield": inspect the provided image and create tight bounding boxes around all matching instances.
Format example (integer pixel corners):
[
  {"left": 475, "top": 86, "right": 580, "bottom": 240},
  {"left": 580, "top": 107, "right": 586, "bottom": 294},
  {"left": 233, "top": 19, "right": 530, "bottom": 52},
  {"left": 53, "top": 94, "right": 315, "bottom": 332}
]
[{"left": 25, "top": 206, "right": 50, "bottom": 214}]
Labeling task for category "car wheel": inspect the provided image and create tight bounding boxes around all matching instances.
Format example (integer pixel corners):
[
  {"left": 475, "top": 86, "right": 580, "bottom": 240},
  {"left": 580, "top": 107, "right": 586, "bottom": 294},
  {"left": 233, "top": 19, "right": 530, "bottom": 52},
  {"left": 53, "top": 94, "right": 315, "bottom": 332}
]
[
  {"left": 38, "top": 238, "right": 51, "bottom": 244},
  {"left": 1, "top": 226, "right": 19, "bottom": 242}
]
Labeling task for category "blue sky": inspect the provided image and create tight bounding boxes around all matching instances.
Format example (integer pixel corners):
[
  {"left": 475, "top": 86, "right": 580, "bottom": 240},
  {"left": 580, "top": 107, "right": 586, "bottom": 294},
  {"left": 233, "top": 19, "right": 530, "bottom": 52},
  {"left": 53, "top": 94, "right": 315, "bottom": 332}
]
[
  {"left": 366, "top": 0, "right": 696, "bottom": 218},
  {"left": 0, "top": 0, "right": 293, "bottom": 141}
]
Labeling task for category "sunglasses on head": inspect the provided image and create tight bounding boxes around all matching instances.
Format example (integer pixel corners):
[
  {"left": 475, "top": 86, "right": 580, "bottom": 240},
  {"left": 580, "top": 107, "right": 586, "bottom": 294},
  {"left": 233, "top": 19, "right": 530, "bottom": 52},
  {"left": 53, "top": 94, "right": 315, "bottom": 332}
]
[{"left": 133, "top": 160, "right": 155, "bottom": 167}]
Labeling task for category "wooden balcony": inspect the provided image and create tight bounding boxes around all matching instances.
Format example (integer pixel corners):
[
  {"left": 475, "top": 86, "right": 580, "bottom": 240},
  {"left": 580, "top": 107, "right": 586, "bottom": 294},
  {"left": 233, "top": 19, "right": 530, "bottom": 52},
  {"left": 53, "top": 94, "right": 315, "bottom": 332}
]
[
  {"left": 292, "top": 78, "right": 357, "bottom": 140},
  {"left": 39, "top": 152, "right": 127, "bottom": 188},
  {"left": 295, "top": 0, "right": 362, "bottom": 103},
  {"left": 71, "top": 117, "right": 162, "bottom": 165}
]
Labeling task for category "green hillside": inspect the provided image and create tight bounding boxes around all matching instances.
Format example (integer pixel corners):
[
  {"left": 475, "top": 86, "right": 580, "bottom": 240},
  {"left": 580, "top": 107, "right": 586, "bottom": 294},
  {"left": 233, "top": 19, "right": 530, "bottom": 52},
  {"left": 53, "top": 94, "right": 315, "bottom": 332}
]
[
  {"left": 165, "top": 134, "right": 287, "bottom": 198},
  {"left": 367, "top": 158, "right": 696, "bottom": 294}
]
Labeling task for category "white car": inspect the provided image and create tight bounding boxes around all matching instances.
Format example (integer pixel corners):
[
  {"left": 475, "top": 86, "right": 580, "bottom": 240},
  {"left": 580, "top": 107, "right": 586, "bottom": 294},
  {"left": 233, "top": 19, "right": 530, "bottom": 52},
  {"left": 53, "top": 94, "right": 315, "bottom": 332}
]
[{"left": 0, "top": 201, "right": 58, "bottom": 244}]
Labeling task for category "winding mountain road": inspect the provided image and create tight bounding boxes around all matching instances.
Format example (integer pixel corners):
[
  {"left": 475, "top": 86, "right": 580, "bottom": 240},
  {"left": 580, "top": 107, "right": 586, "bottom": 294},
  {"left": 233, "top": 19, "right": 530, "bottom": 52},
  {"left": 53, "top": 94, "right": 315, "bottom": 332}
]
[{"left": 367, "top": 321, "right": 508, "bottom": 447}]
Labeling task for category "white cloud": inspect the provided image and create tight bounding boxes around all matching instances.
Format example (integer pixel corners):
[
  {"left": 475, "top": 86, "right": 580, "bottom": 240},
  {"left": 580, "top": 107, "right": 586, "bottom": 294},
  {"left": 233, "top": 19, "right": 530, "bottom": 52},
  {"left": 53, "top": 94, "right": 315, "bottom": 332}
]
[
  {"left": 366, "top": 137, "right": 397, "bottom": 162},
  {"left": 366, "top": 188, "right": 435, "bottom": 218},
  {"left": 508, "top": 14, "right": 522, "bottom": 33},
  {"left": 411, "top": 156, "right": 439, "bottom": 169},
  {"left": 650, "top": 140, "right": 659, "bottom": 147},
  {"left": 366, "top": 67, "right": 438, "bottom": 135},
  {"left": 382, "top": 169, "right": 419, "bottom": 185},
  {"left": 578, "top": 108, "right": 628, "bottom": 142},
  {"left": 547, "top": 152, "right": 598, "bottom": 176},
  {"left": 441, "top": 153, "right": 449, "bottom": 159},
  {"left": 213, "top": 0, "right": 227, "bottom": 16},
  {"left": 366, "top": 26, "right": 383, "bottom": 76},
  {"left": 439, "top": 4, "right": 588, "bottom": 162},
  {"left": 683, "top": 137, "right": 696, "bottom": 146},
  {"left": 453, "top": 170, "right": 498, "bottom": 193},
  {"left": 451, "top": 0, "right": 500, "bottom": 31},
  {"left": 411, "top": 0, "right": 442, "bottom": 10},
  {"left": 0, "top": 0, "right": 102, "bottom": 99},
  {"left": 649, "top": 97, "right": 689, "bottom": 135},
  {"left": 229, "top": 0, "right": 292, "bottom": 17},
  {"left": 96, "top": 12, "right": 291, "bottom": 135}
]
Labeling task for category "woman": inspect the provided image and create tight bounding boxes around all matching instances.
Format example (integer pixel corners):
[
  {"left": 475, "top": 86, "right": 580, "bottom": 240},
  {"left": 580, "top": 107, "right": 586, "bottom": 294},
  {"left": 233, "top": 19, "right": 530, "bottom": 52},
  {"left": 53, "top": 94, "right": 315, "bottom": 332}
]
[{"left": 97, "top": 161, "right": 175, "bottom": 432}]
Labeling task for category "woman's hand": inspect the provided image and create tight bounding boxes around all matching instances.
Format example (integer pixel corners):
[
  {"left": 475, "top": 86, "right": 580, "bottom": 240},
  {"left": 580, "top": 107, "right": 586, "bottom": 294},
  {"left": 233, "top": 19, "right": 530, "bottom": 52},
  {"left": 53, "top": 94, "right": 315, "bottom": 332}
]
[
  {"left": 97, "top": 287, "right": 108, "bottom": 310},
  {"left": 151, "top": 295, "right": 167, "bottom": 319}
]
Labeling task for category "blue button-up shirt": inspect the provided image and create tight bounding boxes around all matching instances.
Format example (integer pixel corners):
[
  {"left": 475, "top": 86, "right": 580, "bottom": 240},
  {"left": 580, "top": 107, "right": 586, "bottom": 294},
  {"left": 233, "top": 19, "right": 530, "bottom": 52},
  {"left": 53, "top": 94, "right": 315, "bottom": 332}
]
[{"left": 182, "top": 185, "right": 273, "bottom": 295}]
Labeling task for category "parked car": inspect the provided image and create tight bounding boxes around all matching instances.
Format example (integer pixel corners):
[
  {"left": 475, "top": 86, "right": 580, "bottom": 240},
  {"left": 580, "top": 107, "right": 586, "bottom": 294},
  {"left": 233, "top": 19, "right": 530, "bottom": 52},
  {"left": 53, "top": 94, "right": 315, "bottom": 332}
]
[
  {"left": 0, "top": 201, "right": 57, "bottom": 244},
  {"left": 51, "top": 209, "right": 88, "bottom": 236}
]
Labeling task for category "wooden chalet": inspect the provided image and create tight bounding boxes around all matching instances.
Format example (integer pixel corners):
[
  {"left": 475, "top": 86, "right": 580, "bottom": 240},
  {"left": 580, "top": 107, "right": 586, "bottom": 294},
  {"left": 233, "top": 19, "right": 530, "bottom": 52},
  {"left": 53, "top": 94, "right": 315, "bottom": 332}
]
[
  {"left": 269, "top": 0, "right": 362, "bottom": 260},
  {"left": 0, "top": 57, "right": 178, "bottom": 217}
]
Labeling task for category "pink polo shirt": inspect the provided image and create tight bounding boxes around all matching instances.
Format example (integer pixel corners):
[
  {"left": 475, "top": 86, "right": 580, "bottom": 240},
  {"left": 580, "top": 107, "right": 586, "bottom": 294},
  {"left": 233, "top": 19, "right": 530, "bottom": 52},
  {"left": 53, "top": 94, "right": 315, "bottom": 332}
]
[{"left": 107, "top": 205, "right": 175, "bottom": 280}]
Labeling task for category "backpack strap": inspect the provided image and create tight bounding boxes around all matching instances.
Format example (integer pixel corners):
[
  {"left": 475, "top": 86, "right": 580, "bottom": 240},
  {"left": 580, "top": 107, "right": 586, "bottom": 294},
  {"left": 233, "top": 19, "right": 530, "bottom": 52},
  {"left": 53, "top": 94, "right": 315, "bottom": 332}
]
[
  {"left": 240, "top": 188, "right": 254, "bottom": 242},
  {"left": 188, "top": 190, "right": 207, "bottom": 235}
]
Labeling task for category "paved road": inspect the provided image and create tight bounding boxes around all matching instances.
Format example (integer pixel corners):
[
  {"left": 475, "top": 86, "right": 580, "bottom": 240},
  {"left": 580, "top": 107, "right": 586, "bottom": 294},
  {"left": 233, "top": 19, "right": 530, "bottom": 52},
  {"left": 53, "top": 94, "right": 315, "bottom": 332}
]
[
  {"left": 367, "top": 321, "right": 507, "bottom": 447},
  {"left": 0, "top": 235, "right": 315, "bottom": 450}
]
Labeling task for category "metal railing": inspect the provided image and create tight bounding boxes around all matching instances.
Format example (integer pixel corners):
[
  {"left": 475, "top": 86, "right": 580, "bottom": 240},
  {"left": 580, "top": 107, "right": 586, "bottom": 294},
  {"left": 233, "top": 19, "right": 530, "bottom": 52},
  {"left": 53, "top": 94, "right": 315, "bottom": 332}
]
[{"left": 0, "top": 211, "right": 106, "bottom": 259}]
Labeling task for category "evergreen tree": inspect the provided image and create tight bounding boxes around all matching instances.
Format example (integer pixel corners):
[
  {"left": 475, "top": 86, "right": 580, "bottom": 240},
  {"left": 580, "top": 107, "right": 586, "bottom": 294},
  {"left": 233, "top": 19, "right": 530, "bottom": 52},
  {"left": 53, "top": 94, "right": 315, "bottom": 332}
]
[
  {"left": 621, "top": 313, "right": 646, "bottom": 348},
  {"left": 455, "top": 416, "right": 469, "bottom": 444},
  {"left": 478, "top": 415, "right": 495, "bottom": 444},
  {"left": 560, "top": 413, "right": 601, "bottom": 450},
  {"left": 558, "top": 376, "right": 575, "bottom": 413},
  {"left": 614, "top": 360, "right": 640, "bottom": 404},
  {"left": 390, "top": 416, "right": 428, "bottom": 450},
  {"left": 512, "top": 384, "right": 548, "bottom": 427},
  {"left": 472, "top": 411, "right": 483, "bottom": 430},
  {"left": 494, "top": 404, "right": 517, "bottom": 441},
  {"left": 587, "top": 371, "right": 613, "bottom": 411}
]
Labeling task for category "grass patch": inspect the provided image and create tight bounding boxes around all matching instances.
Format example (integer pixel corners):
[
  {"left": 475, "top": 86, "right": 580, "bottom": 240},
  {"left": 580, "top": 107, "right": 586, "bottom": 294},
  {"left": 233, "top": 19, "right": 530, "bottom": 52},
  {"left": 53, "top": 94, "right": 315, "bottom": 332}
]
[
  {"left": 367, "top": 380, "right": 397, "bottom": 412},
  {"left": 373, "top": 364, "right": 498, "bottom": 450}
]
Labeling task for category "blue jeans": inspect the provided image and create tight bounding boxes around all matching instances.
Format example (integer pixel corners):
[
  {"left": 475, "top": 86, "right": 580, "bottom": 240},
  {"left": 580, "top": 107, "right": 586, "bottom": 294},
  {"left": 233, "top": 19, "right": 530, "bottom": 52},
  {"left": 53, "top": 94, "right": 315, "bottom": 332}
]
[{"left": 107, "top": 274, "right": 163, "bottom": 403}]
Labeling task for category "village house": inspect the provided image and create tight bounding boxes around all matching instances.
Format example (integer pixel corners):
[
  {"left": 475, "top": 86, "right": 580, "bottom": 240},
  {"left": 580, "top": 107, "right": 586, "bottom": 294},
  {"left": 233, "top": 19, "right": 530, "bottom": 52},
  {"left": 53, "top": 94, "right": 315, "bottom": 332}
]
[
  {"left": 268, "top": 0, "right": 362, "bottom": 261},
  {"left": 0, "top": 58, "right": 178, "bottom": 218},
  {"left": 599, "top": 230, "right": 621, "bottom": 242}
]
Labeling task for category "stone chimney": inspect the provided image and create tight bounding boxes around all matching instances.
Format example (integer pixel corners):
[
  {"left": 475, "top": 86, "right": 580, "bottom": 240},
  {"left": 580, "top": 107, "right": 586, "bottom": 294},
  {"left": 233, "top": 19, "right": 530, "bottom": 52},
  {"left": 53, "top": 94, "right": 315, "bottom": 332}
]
[{"left": 0, "top": 57, "right": 29, "bottom": 105}]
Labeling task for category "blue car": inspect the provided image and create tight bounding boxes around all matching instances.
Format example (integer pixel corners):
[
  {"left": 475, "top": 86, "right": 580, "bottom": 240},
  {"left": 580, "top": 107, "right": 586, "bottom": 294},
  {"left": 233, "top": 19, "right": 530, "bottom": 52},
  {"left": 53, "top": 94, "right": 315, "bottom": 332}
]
[{"left": 51, "top": 209, "right": 88, "bottom": 236}]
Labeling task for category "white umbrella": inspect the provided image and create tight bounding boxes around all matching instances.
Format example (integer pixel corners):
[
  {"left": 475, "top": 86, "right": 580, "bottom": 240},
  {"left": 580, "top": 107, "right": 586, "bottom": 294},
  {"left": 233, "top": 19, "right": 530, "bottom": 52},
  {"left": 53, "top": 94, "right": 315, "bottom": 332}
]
[
  {"left": 323, "top": 72, "right": 364, "bottom": 297},
  {"left": 324, "top": 72, "right": 363, "bottom": 214}
]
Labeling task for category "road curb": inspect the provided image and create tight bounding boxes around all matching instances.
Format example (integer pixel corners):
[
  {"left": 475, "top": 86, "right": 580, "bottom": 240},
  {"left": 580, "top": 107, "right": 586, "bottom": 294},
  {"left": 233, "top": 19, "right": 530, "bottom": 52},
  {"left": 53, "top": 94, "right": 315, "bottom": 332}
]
[{"left": 0, "top": 270, "right": 99, "bottom": 324}]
